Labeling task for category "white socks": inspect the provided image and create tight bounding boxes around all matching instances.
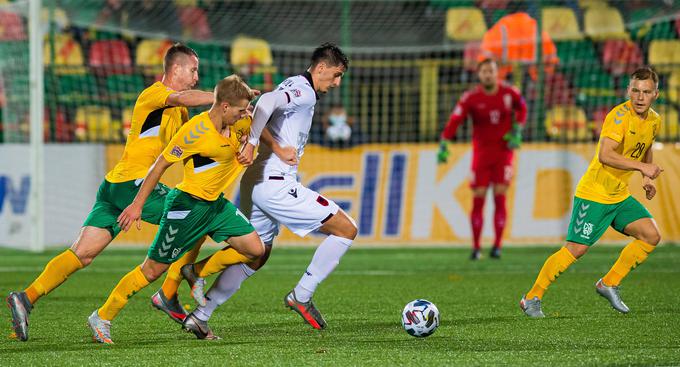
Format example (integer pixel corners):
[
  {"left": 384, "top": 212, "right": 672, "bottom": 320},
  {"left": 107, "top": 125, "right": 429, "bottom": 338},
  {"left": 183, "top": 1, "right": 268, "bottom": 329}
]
[
  {"left": 293, "top": 235, "right": 353, "bottom": 302},
  {"left": 194, "top": 263, "right": 256, "bottom": 322}
]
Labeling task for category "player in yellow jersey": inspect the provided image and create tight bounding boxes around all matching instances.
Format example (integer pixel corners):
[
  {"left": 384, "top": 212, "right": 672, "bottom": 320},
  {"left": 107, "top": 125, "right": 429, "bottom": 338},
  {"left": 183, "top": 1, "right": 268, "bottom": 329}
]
[
  {"left": 87, "top": 75, "right": 264, "bottom": 344},
  {"left": 520, "top": 67, "right": 664, "bottom": 318},
  {"left": 6, "top": 43, "right": 215, "bottom": 341}
]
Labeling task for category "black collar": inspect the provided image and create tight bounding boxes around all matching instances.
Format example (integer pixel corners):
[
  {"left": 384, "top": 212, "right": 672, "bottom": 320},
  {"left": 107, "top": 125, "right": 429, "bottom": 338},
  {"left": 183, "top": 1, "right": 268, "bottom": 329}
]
[{"left": 302, "top": 71, "right": 320, "bottom": 100}]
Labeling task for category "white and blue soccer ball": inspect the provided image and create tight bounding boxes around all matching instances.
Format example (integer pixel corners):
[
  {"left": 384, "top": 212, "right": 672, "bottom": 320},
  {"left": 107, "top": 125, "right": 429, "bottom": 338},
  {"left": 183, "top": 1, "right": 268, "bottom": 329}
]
[{"left": 401, "top": 299, "right": 440, "bottom": 337}]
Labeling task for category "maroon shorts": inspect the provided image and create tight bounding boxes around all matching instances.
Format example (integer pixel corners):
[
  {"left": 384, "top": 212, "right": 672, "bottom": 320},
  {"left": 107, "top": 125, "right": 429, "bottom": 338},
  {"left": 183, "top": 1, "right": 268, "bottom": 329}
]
[{"left": 470, "top": 151, "right": 514, "bottom": 188}]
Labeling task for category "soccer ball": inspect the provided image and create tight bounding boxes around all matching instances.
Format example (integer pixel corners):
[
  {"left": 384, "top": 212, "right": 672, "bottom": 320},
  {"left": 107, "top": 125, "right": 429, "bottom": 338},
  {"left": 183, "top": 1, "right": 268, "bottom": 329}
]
[{"left": 401, "top": 299, "right": 440, "bottom": 337}]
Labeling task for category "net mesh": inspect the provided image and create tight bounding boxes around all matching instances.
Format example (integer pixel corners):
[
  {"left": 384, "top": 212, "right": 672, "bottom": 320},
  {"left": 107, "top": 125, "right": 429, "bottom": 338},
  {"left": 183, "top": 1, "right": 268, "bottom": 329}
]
[{"left": 2, "top": 0, "right": 679, "bottom": 145}]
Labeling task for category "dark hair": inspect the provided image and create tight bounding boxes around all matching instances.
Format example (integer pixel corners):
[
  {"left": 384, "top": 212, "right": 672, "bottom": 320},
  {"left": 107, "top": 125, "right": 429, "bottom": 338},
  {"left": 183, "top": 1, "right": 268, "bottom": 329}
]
[
  {"left": 163, "top": 43, "right": 198, "bottom": 73},
  {"left": 630, "top": 67, "right": 658, "bottom": 87},
  {"left": 310, "top": 42, "right": 349, "bottom": 70},
  {"left": 477, "top": 58, "right": 496, "bottom": 70}
]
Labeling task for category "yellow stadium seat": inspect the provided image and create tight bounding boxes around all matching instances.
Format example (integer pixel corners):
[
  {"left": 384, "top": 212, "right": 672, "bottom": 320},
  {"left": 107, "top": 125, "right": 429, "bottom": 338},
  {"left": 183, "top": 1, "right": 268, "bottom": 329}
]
[
  {"left": 542, "top": 7, "right": 582, "bottom": 41},
  {"left": 230, "top": 36, "right": 273, "bottom": 66},
  {"left": 578, "top": 0, "right": 609, "bottom": 9},
  {"left": 446, "top": 7, "right": 487, "bottom": 42},
  {"left": 648, "top": 40, "right": 680, "bottom": 74},
  {"left": 654, "top": 105, "right": 679, "bottom": 141},
  {"left": 136, "top": 39, "right": 173, "bottom": 76},
  {"left": 43, "top": 33, "right": 85, "bottom": 74},
  {"left": 122, "top": 107, "right": 133, "bottom": 138},
  {"left": 545, "top": 105, "right": 589, "bottom": 141},
  {"left": 174, "top": 0, "right": 198, "bottom": 6},
  {"left": 74, "top": 106, "right": 114, "bottom": 142},
  {"left": 584, "top": 7, "right": 629, "bottom": 41}
]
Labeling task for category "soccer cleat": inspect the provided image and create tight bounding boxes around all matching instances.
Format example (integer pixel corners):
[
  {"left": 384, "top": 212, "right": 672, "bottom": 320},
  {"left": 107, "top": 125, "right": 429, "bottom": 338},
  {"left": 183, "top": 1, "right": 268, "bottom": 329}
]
[
  {"left": 490, "top": 247, "right": 501, "bottom": 259},
  {"left": 470, "top": 249, "right": 481, "bottom": 261},
  {"left": 181, "top": 264, "right": 207, "bottom": 307},
  {"left": 151, "top": 289, "right": 188, "bottom": 324},
  {"left": 7, "top": 291, "right": 32, "bottom": 341},
  {"left": 520, "top": 295, "right": 545, "bottom": 318},
  {"left": 88, "top": 310, "right": 113, "bottom": 344},
  {"left": 182, "top": 313, "right": 220, "bottom": 340},
  {"left": 595, "top": 278, "right": 630, "bottom": 314},
  {"left": 284, "top": 290, "right": 327, "bottom": 330}
]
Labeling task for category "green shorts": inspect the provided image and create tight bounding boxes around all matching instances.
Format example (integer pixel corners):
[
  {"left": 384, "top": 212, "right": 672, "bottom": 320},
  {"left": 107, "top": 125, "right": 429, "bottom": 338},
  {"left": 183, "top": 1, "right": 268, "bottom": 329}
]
[
  {"left": 83, "top": 179, "right": 171, "bottom": 238},
  {"left": 565, "top": 196, "right": 652, "bottom": 246},
  {"left": 147, "top": 189, "right": 255, "bottom": 264}
]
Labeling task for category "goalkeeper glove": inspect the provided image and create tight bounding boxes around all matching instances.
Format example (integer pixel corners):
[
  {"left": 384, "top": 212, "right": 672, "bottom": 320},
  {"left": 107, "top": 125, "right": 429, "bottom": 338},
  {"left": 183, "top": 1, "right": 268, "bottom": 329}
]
[
  {"left": 503, "top": 123, "right": 523, "bottom": 150},
  {"left": 437, "top": 141, "right": 450, "bottom": 164}
]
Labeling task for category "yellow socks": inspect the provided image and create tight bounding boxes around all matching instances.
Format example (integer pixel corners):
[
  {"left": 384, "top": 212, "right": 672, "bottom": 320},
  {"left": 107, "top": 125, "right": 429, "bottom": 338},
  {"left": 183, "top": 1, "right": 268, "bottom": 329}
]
[
  {"left": 24, "top": 249, "right": 83, "bottom": 304},
  {"left": 161, "top": 244, "right": 202, "bottom": 299},
  {"left": 526, "top": 247, "right": 576, "bottom": 300},
  {"left": 98, "top": 266, "right": 149, "bottom": 321},
  {"left": 602, "top": 240, "right": 655, "bottom": 287},
  {"left": 194, "top": 248, "right": 250, "bottom": 278}
]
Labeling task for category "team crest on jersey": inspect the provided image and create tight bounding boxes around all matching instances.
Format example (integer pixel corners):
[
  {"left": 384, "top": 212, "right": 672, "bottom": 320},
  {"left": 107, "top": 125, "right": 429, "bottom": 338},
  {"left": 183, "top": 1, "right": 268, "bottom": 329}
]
[
  {"left": 292, "top": 89, "right": 302, "bottom": 98},
  {"left": 170, "top": 145, "right": 183, "bottom": 158}
]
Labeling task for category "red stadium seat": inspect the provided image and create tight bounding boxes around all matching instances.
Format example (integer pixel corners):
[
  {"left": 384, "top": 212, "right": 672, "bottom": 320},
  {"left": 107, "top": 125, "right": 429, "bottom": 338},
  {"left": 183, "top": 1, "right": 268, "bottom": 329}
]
[
  {"left": 44, "top": 108, "right": 73, "bottom": 142},
  {"left": 601, "top": 40, "right": 643, "bottom": 76},
  {"left": 178, "top": 6, "right": 211, "bottom": 41},
  {"left": 89, "top": 40, "right": 133, "bottom": 75},
  {"left": 0, "top": 11, "right": 26, "bottom": 40},
  {"left": 476, "top": 0, "right": 510, "bottom": 9}
]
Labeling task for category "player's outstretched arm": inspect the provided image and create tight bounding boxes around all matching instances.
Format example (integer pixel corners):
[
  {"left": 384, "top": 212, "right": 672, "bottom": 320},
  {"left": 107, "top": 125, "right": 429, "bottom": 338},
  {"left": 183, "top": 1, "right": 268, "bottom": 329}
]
[
  {"left": 117, "top": 156, "right": 173, "bottom": 232},
  {"left": 167, "top": 90, "right": 214, "bottom": 108},
  {"left": 642, "top": 147, "right": 657, "bottom": 200},
  {"left": 598, "top": 137, "right": 662, "bottom": 178}
]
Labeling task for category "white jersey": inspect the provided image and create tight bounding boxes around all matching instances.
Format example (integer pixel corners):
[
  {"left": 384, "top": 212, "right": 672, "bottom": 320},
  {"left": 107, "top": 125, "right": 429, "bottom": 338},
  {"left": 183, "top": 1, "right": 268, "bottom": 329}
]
[{"left": 250, "top": 72, "right": 318, "bottom": 180}]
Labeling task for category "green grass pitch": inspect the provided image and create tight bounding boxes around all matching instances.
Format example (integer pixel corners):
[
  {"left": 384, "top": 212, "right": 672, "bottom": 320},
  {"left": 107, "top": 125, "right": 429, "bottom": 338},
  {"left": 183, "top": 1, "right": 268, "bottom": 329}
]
[{"left": 1, "top": 245, "right": 679, "bottom": 366}]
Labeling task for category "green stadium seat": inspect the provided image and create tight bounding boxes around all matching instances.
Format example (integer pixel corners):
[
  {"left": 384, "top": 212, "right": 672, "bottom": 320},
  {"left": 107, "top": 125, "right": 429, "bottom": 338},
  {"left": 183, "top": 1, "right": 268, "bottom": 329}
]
[
  {"left": 445, "top": 7, "right": 487, "bottom": 41},
  {"left": 555, "top": 40, "right": 597, "bottom": 65},
  {"left": 49, "top": 73, "right": 98, "bottom": 105},
  {"left": 188, "top": 42, "right": 226, "bottom": 67},
  {"left": 542, "top": 7, "right": 582, "bottom": 41},
  {"left": 106, "top": 74, "right": 145, "bottom": 104},
  {"left": 654, "top": 104, "right": 679, "bottom": 141},
  {"left": 198, "top": 65, "right": 232, "bottom": 90},
  {"left": 584, "top": 7, "right": 629, "bottom": 41}
]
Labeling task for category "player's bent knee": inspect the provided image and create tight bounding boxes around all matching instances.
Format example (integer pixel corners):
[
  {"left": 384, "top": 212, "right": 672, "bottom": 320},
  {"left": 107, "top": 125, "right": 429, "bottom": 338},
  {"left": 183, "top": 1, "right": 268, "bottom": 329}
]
[
  {"left": 248, "top": 245, "right": 272, "bottom": 270},
  {"left": 642, "top": 230, "right": 661, "bottom": 246}
]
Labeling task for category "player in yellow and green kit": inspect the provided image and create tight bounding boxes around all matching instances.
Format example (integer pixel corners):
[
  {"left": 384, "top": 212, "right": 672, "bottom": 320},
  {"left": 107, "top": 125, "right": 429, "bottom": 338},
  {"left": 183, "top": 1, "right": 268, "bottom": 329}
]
[
  {"left": 6, "top": 44, "right": 216, "bottom": 341},
  {"left": 87, "top": 75, "right": 264, "bottom": 344},
  {"left": 520, "top": 67, "right": 664, "bottom": 318}
]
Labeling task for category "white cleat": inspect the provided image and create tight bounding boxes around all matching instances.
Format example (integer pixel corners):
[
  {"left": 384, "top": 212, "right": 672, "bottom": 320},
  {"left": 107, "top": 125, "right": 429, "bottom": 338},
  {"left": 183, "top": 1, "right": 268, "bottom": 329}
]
[
  {"left": 88, "top": 310, "right": 113, "bottom": 344},
  {"left": 596, "top": 278, "right": 630, "bottom": 314}
]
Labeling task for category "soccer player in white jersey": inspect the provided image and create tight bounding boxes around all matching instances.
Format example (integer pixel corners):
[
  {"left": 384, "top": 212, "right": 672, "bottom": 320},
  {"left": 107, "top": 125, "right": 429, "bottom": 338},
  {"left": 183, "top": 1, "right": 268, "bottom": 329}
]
[{"left": 179, "top": 43, "right": 354, "bottom": 336}]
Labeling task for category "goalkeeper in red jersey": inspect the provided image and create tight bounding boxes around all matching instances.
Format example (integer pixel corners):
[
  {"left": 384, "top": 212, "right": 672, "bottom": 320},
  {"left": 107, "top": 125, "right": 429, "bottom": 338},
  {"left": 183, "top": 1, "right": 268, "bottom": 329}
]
[{"left": 438, "top": 59, "right": 527, "bottom": 260}]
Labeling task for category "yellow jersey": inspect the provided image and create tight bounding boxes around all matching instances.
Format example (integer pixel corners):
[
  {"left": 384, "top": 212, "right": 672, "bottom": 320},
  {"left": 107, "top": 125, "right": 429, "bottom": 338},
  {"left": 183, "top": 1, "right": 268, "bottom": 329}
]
[
  {"left": 575, "top": 101, "right": 661, "bottom": 204},
  {"left": 105, "top": 82, "right": 189, "bottom": 183},
  {"left": 162, "top": 112, "right": 251, "bottom": 201}
]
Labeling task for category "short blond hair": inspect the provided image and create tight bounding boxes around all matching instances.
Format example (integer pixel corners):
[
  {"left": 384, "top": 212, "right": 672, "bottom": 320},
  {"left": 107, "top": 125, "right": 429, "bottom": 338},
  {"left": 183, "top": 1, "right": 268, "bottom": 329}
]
[{"left": 215, "top": 75, "right": 254, "bottom": 105}]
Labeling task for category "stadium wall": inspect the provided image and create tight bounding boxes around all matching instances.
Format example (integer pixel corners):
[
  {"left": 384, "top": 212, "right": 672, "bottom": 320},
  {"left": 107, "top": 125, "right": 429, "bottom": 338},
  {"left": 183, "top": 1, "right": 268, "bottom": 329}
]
[{"left": 2, "top": 143, "right": 677, "bottom": 249}]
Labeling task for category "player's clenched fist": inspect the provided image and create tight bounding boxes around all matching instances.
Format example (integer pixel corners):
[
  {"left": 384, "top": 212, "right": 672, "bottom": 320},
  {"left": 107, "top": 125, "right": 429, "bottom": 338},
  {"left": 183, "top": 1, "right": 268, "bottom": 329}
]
[{"left": 640, "top": 162, "right": 663, "bottom": 179}]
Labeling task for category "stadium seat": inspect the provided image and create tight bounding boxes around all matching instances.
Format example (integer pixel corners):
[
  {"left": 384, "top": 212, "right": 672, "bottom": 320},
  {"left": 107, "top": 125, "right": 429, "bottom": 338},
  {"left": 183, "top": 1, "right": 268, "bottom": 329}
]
[
  {"left": 601, "top": 40, "right": 643, "bottom": 76},
  {"left": 475, "top": 0, "right": 510, "bottom": 9},
  {"left": 106, "top": 74, "right": 145, "bottom": 104},
  {"left": 654, "top": 105, "right": 679, "bottom": 141},
  {"left": 122, "top": 107, "right": 133, "bottom": 138},
  {"left": 591, "top": 106, "right": 611, "bottom": 139},
  {"left": 89, "top": 40, "right": 133, "bottom": 75},
  {"left": 74, "top": 105, "right": 115, "bottom": 142},
  {"left": 0, "top": 11, "right": 26, "bottom": 40},
  {"left": 44, "top": 107, "right": 72, "bottom": 142},
  {"left": 545, "top": 105, "right": 589, "bottom": 141},
  {"left": 199, "top": 65, "right": 232, "bottom": 90},
  {"left": 43, "top": 33, "right": 86, "bottom": 74},
  {"left": 230, "top": 36, "right": 273, "bottom": 67},
  {"left": 648, "top": 40, "right": 680, "bottom": 74},
  {"left": 40, "top": 6, "right": 70, "bottom": 31},
  {"left": 667, "top": 72, "right": 680, "bottom": 104},
  {"left": 445, "top": 7, "right": 487, "bottom": 42},
  {"left": 136, "top": 39, "right": 173, "bottom": 76},
  {"left": 50, "top": 73, "right": 98, "bottom": 105},
  {"left": 178, "top": 6, "right": 211, "bottom": 41},
  {"left": 578, "top": 0, "right": 609, "bottom": 9},
  {"left": 463, "top": 41, "right": 482, "bottom": 71},
  {"left": 542, "top": 7, "right": 582, "bottom": 41},
  {"left": 584, "top": 7, "right": 629, "bottom": 41}
]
